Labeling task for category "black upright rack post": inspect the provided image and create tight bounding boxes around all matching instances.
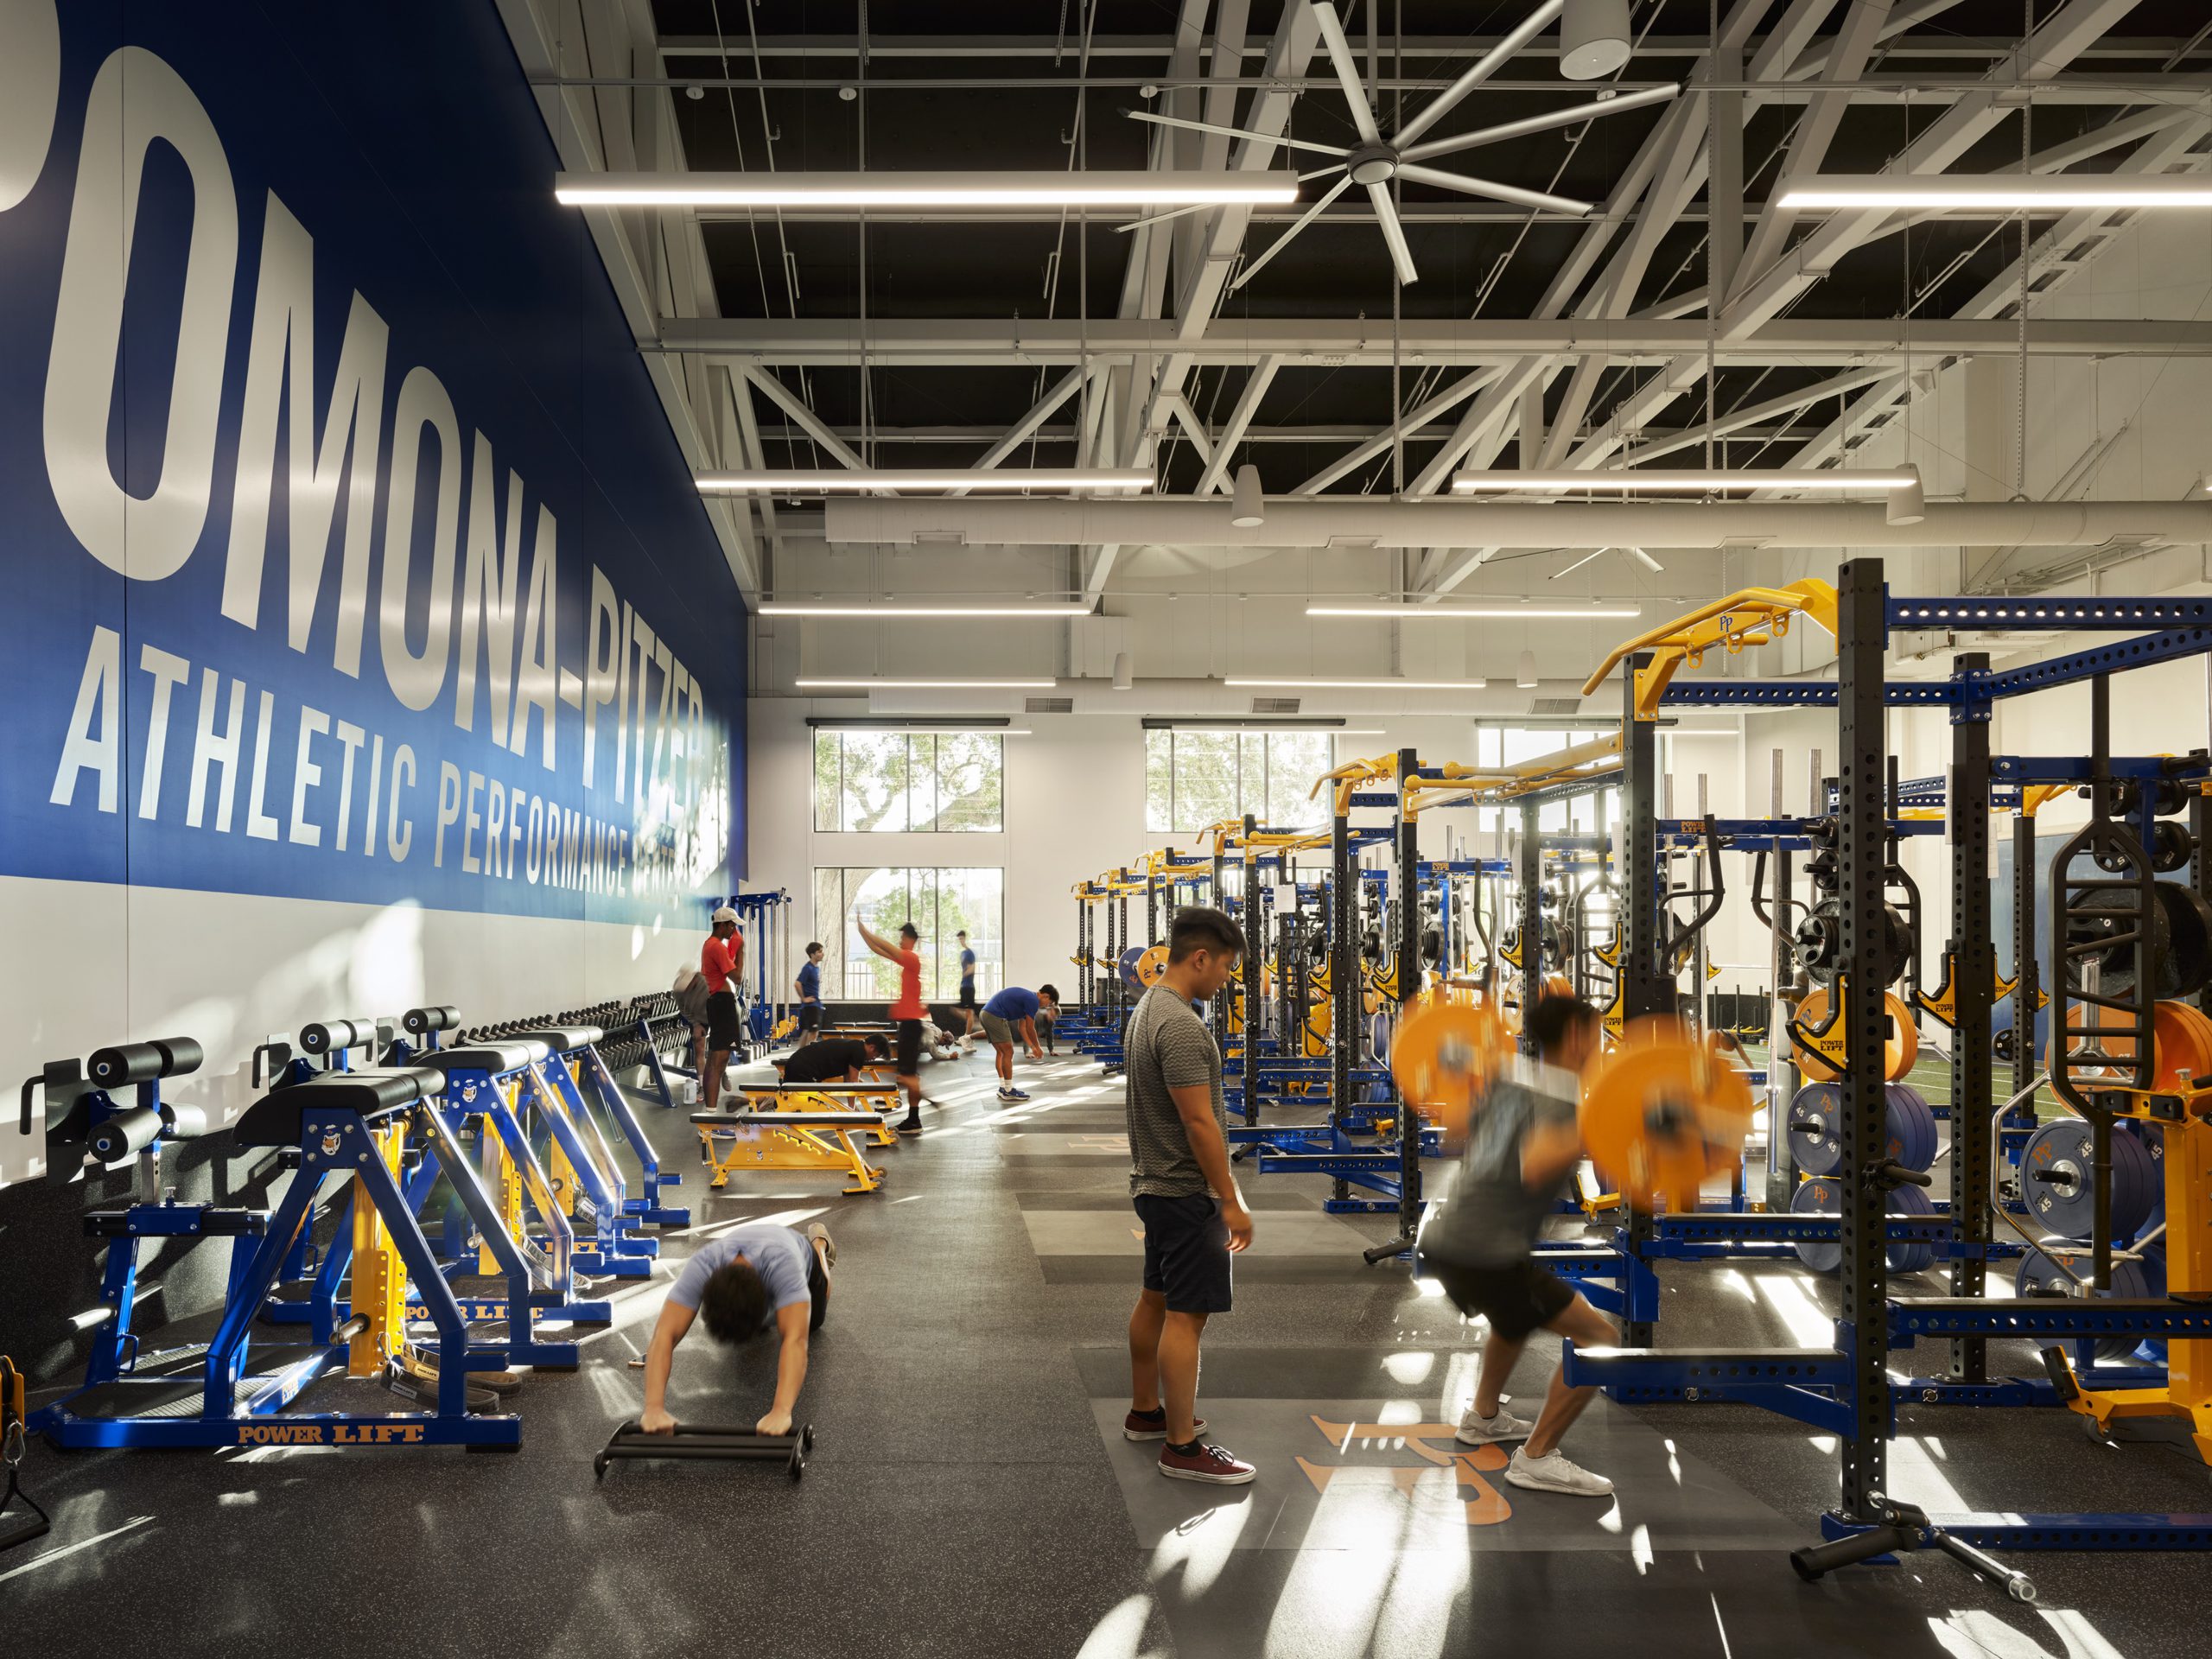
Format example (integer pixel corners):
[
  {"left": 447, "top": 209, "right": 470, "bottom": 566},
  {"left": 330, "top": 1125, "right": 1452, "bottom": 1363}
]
[
  {"left": 1394, "top": 748, "right": 1423, "bottom": 1248},
  {"left": 1211, "top": 836, "right": 1230, "bottom": 1050},
  {"left": 1619, "top": 652, "right": 1669, "bottom": 1344},
  {"left": 2013, "top": 811, "right": 2037, "bottom": 1108},
  {"left": 1519, "top": 801, "right": 1542, "bottom": 1053},
  {"left": 1078, "top": 893, "right": 1090, "bottom": 1008},
  {"left": 1332, "top": 785, "right": 1356, "bottom": 1208},
  {"left": 1834, "top": 557, "right": 1892, "bottom": 1525},
  {"left": 1114, "top": 875, "right": 1129, "bottom": 1041},
  {"left": 1948, "top": 651, "right": 1994, "bottom": 1383}
]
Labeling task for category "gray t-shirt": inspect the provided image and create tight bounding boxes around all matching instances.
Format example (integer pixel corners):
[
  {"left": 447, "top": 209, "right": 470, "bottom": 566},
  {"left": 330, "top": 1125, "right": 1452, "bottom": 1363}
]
[
  {"left": 1419, "top": 1057, "right": 1580, "bottom": 1269},
  {"left": 1124, "top": 984, "right": 1226, "bottom": 1198}
]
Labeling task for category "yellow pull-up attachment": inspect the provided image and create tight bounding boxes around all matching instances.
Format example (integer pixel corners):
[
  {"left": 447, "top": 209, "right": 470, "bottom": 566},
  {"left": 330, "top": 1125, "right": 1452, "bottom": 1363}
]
[
  {"left": 1581, "top": 579, "right": 1839, "bottom": 721},
  {"left": 1311, "top": 755, "right": 1397, "bottom": 817}
]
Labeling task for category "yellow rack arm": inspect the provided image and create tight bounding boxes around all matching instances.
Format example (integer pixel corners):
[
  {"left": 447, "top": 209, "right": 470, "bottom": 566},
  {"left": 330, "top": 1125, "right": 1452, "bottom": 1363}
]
[{"left": 1580, "top": 579, "right": 1839, "bottom": 720}]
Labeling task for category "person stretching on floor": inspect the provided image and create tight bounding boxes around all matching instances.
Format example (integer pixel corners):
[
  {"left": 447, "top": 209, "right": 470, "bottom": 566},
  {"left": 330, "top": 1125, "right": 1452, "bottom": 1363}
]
[
  {"left": 1421, "top": 992, "right": 1618, "bottom": 1497},
  {"left": 792, "top": 942, "right": 826, "bottom": 1050},
  {"left": 640, "top": 1220, "right": 836, "bottom": 1438},
  {"left": 780, "top": 1033, "right": 888, "bottom": 1086},
  {"left": 981, "top": 983, "right": 1058, "bottom": 1102},
  {"left": 1122, "top": 906, "right": 1255, "bottom": 1484},
  {"left": 855, "top": 918, "right": 930, "bottom": 1135}
]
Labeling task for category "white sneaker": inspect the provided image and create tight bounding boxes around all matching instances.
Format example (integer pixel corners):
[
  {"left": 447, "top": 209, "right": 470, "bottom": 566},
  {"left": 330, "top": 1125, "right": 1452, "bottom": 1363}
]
[
  {"left": 1454, "top": 1405, "right": 1534, "bottom": 1446},
  {"left": 1504, "top": 1447, "right": 1613, "bottom": 1497}
]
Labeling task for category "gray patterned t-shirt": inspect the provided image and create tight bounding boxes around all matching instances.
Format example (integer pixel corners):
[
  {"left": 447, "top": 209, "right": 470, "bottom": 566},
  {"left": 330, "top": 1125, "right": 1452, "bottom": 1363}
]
[{"left": 1124, "top": 985, "right": 1226, "bottom": 1198}]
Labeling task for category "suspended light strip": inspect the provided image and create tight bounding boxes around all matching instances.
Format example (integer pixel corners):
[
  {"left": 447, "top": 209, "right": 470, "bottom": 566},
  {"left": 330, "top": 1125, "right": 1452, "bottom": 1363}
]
[
  {"left": 1777, "top": 173, "right": 2212, "bottom": 211},
  {"left": 795, "top": 677, "right": 1059, "bottom": 690},
  {"left": 760, "top": 602, "right": 1096, "bottom": 618},
  {"left": 699, "top": 469, "right": 1153, "bottom": 493},
  {"left": 1306, "top": 603, "right": 1643, "bottom": 619},
  {"left": 1452, "top": 468, "right": 1915, "bottom": 493},
  {"left": 558, "top": 170, "right": 1301, "bottom": 207},
  {"left": 1224, "top": 677, "right": 1490, "bottom": 690}
]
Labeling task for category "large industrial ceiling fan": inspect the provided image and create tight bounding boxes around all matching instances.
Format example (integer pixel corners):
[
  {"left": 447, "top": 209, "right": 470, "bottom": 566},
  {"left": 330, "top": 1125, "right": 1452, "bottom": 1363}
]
[{"left": 1130, "top": 0, "right": 1676, "bottom": 289}]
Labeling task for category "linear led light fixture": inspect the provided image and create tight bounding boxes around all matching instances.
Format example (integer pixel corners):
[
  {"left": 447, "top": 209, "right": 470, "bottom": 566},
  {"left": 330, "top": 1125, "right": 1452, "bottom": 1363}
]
[
  {"left": 1452, "top": 468, "right": 1914, "bottom": 493},
  {"left": 807, "top": 716, "right": 1013, "bottom": 729},
  {"left": 1224, "top": 677, "right": 1490, "bottom": 690},
  {"left": 1140, "top": 717, "right": 1348, "bottom": 730},
  {"left": 796, "top": 677, "right": 1058, "bottom": 690},
  {"left": 1306, "top": 602, "right": 1643, "bottom": 620},
  {"left": 761, "top": 601, "right": 1097, "bottom": 618},
  {"left": 1777, "top": 174, "right": 2212, "bottom": 211},
  {"left": 557, "top": 170, "right": 1301, "bottom": 207},
  {"left": 700, "top": 470, "right": 1151, "bottom": 493}
]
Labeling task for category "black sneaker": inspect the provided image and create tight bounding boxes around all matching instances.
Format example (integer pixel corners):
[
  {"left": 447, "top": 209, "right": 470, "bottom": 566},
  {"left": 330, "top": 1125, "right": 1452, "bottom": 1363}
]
[{"left": 896, "top": 1116, "right": 924, "bottom": 1136}]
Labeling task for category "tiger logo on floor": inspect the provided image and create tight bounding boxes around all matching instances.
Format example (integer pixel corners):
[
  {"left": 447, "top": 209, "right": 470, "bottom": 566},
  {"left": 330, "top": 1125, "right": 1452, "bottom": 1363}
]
[{"left": 1295, "top": 1415, "right": 1512, "bottom": 1527}]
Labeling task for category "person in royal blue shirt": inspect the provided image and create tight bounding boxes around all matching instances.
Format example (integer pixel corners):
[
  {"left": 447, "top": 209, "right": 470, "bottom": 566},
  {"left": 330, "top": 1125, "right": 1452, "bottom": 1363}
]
[
  {"left": 793, "top": 941, "right": 826, "bottom": 1048},
  {"left": 953, "top": 931, "right": 982, "bottom": 1044},
  {"left": 981, "top": 984, "right": 1058, "bottom": 1103}
]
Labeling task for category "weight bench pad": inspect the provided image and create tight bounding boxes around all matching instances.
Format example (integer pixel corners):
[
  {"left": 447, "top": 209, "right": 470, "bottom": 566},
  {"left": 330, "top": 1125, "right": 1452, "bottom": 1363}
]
[
  {"left": 508, "top": 1026, "right": 605, "bottom": 1052},
  {"left": 232, "top": 1067, "right": 442, "bottom": 1146},
  {"left": 428, "top": 1042, "right": 547, "bottom": 1076},
  {"left": 692, "top": 1110, "right": 887, "bottom": 1128}
]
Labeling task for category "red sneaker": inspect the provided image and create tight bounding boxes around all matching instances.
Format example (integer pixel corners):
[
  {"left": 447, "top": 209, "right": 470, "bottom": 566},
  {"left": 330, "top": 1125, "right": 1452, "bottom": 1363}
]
[
  {"left": 1122, "top": 1407, "right": 1207, "bottom": 1442},
  {"left": 1158, "top": 1441, "right": 1255, "bottom": 1484}
]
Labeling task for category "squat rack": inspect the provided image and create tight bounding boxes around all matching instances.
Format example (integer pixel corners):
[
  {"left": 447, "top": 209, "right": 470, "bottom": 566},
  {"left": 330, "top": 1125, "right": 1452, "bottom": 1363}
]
[{"left": 1569, "top": 562, "right": 2212, "bottom": 1584}]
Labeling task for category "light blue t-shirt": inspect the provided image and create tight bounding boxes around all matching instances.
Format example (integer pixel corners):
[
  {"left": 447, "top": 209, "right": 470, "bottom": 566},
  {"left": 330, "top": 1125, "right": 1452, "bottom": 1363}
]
[
  {"left": 798, "top": 960, "right": 822, "bottom": 1002},
  {"left": 666, "top": 1224, "right": 813, "bottom": 1330},
  {"left": 959, "top": 948, "right": 976, "bottom": 989},
  {"left": 986, "top": 987, "right": 1040, "bottom": 1022}
]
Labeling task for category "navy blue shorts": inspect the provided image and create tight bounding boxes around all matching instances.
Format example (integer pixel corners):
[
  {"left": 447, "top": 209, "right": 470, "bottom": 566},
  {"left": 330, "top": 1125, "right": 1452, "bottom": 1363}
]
[{"left": 1135, "top": 1192, "right": 1233, "bottom": 1314}]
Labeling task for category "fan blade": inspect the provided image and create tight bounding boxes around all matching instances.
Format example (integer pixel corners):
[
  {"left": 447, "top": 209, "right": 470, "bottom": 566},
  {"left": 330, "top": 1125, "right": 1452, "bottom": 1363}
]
[
  {"left": 1394, "top": 163, "right": 1592, "bottom": 218},
  {"left": 1128, "top": 108, "right": 1352, "bottom": 160},
  {"left": 1230, "top": 174, "right": 1353, "bottom": 291},
  {"left": 1308, "top": 3, "right": 1383, "bottom": 147},
  {"left": 1365, "top": 182, "right": 1419, "bottom": 287},
  {"left": 1402, "top": 83, "right": 1682, "bottom": 165},
  {"left": 1391, "top": 0, "right": 1567, "bottom": 150}
]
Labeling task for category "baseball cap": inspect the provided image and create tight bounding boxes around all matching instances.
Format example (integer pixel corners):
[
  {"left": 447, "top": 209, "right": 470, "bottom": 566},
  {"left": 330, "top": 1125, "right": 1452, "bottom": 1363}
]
[{"left": 710, "top": 905, "right": 739, "bottom": 925}]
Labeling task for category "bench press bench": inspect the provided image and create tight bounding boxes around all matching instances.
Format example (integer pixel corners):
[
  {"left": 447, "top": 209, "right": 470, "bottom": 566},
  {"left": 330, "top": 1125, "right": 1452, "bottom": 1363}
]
[
  {"left": 741, "top": 1080, "right": 904, "bottom": 1147},
  {"left": 691, "top": 1107, "right": 889, "bottom": 1195}
]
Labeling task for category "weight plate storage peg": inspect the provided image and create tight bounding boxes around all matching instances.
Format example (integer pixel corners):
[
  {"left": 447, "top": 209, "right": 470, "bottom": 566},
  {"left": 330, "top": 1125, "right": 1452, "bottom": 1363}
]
[
  {"left": 1786, "top": 1082, "right": 1937, "bottom": 1177},
  {"left": 1789, "top": 1177, "right": 1937, "bottom": 1274},
  {"left": 2016, "top": 1246, "right": 2169, "bottom": 1363}
]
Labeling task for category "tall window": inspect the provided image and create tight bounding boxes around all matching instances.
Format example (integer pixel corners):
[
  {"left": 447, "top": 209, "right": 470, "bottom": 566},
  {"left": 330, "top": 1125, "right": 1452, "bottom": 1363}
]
[
  {"left": 812, "top": 868, "right": 1005, "bottom": 1001},
  {"left": 1144, "top": 729, "right": 1331, "bottom": 834},
  {"left": 1469, "top": 726, "right": 1611, "bottom": 834},
  {"left": 812, "top": 730, "right": 1003, "bottom": 832}
]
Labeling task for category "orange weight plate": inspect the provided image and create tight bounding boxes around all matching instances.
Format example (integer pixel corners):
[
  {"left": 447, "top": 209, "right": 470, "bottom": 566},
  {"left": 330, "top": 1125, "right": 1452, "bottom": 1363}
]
[
  {"left": 1579, "top": 1015, "right": 1758, "bottom": 1213},
  {"left": 1390, "top": 1001, "right": 1507, "bottom": 1138},
  {"left": 1792, "top": 988, "right": 1918, "bottom": 1081},
  {"left": 1136, "top": 944, "right": 1169, "bottom": 987},
  {"left": 2153, "top": 999, "right": 2212, "bottom": 1093}
]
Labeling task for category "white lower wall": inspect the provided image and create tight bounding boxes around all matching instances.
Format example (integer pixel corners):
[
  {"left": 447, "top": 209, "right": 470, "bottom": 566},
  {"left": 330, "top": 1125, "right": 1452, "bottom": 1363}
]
[{"left": 0, "top": 876, "right": 677, "bottom": 1185}]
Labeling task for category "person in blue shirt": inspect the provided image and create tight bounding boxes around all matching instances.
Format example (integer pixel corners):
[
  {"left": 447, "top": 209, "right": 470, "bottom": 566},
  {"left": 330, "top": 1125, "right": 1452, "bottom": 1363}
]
[
  {"left": 640, "top": 1220, "right": 837, "bottom": 1438},
  {"left": 981, "top": 983, "right": 1058, "bottom": 1102},
  {"left": 953, "top": 931, "right": 982, "bottom": 1043},
  {"left": 793, "top": 941, "right": 825, "bottom": 1048}
]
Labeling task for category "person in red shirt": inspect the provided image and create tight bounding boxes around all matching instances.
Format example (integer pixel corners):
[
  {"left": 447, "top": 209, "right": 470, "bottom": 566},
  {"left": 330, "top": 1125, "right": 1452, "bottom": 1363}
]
[
  {"left": 699, "top": 905, "right": 746, "bottom": 1113},
  {"left": 856, "top": 918, "right": 928, "bottom": 1135}
]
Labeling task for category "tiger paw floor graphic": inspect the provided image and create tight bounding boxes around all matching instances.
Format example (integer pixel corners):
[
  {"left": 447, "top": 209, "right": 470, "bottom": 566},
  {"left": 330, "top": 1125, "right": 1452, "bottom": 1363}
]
[{"left": 1295, "top": 1419, "right": 1516, "bottom": 1528}]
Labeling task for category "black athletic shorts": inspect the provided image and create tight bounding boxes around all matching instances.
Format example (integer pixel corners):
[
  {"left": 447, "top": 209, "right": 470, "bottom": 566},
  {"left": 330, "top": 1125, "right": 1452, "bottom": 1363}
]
[
  {"left": 798, "top": 1003, "right": 823, "bottom": 1032},
  {"left": 805, "top": 1238, "right": 830, "bottom": 1332},
  {"left": 1432, "top": 1258, "right": 1574, "bottom": 1341},
  {"left": 957, "top": 983, "right": 978, "bottom": 1011},
  {"left": 894, "top": 1018, "right": 924, "bottom": 1075},
  {"left": 705, "top": 989, "right": 741, "bottom": 1052},
  {"left": 1135, "top": 1192, "right": 1233, "bottom": 1314}
]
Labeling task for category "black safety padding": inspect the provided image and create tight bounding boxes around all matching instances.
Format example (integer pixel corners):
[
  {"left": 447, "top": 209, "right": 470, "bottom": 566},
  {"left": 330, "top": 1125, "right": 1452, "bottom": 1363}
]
[
  {"left": 403, "top": 1005, "right": 461, "bottom": 1035},
  {"left": 301, "top": 1019, "right": 370, "bottom": 1054},
  {"left": 152, "top": 1037, "right": 204, "bottom": 1077},
  {"left": 425, "top": 1043, "right": 543, "bottom": 1076},
  {"left": 86, "top": 1043, "right": 164, "bottom": 1087},
  {"left": 231, "top": 1067, "right": 439, "bottom": 1147},
  {"left": 86, "top": 1104, "right": 163, "bottom": 1164},
  {"left": 507, "top": 1027, "right": 605, "bottom": 1052}
]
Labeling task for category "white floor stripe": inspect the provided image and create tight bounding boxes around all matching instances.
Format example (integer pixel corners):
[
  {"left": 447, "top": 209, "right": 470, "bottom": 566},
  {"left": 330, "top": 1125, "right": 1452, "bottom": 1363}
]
[{"left": 0, "top": 1516, "right": 155, "bottom": 1583}]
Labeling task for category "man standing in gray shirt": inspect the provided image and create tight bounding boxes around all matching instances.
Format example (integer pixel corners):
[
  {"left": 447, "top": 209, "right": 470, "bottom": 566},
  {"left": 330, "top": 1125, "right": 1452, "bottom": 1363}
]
[{"left": 1122, "top": 905, "right": 1255, "bottom": 1484}]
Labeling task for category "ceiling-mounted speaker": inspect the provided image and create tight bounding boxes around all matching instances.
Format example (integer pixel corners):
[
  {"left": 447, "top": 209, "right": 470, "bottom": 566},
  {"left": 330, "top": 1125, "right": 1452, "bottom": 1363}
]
[
  {"left": 1231, "top": 464, "right": 1267, "bottom": 529},
  {"left": 1560, "top": 0, "right": 1632, "bottom": 81},
  {"left": 1885, "top": 463, "right": 1927, "bottom": 527}
]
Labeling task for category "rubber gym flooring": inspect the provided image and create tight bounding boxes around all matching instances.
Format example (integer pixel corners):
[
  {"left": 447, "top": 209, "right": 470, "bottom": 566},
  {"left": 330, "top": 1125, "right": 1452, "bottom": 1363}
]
[{"left": 5, "top": 1045, "right": 2205, "bottom": 1659}]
